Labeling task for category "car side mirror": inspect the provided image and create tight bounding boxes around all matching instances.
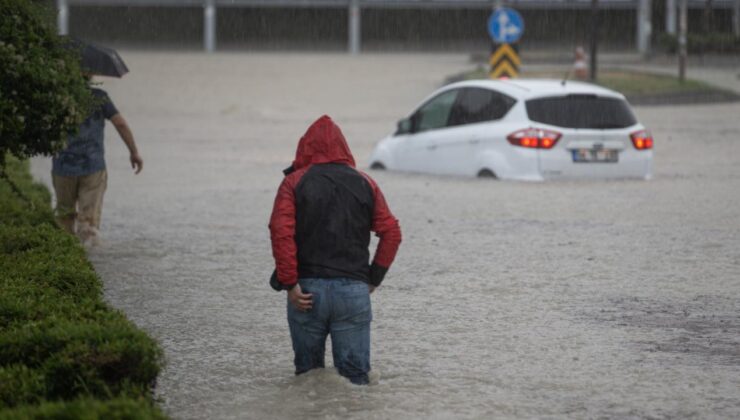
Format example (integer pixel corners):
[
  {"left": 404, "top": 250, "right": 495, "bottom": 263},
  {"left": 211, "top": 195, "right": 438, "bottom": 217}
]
[{"left": 395, "top": 117, "right": 413, "bottom": 135}]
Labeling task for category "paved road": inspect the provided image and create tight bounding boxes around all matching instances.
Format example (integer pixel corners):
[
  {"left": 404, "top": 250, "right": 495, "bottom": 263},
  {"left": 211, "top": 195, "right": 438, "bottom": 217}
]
[{"left": 33, "top": 53, "right": 740, "bottom": 419}]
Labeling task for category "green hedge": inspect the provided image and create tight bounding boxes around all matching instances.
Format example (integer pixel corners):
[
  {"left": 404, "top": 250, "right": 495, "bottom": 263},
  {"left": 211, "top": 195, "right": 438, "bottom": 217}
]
[
  {"left": 1, "top": 225, "right": 101, "bottom": 302},
  {"left": 0, "top": 158, "right": 54, "bottom": 227},
  {"left": 0, "top": 157, "right": 166, "bottom": 417},
  {"left": 0, "top": 397, "right": 166, "bottom": 420},
  {"left": 657, "top": 32, "right": 740, "bottom": 54}
]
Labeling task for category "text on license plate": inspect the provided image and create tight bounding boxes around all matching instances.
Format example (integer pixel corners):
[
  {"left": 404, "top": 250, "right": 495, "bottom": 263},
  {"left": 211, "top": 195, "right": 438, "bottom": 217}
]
[{"left": 572, "top": 148, "right": 619, "bottom": 163}]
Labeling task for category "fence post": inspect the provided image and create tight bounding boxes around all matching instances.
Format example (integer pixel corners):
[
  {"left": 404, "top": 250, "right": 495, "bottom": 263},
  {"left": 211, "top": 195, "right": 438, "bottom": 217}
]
[
  {"left": 666, "top": 0, "right": 676, "bottom": 35},
  {"left": 57, "top": 0, "right": 69, "bottom": 36},
  {"left": 348, "top": 0, "right": 361, "bottom": 54},
  {"left": 679, "top": 0, "right": 687, "bottom": 82},
  {"left": 637, "top": 0, "right": 652, "bottom": 55},
  {"left": 204, "top": 0, "right": 216, "bottom": 53}
]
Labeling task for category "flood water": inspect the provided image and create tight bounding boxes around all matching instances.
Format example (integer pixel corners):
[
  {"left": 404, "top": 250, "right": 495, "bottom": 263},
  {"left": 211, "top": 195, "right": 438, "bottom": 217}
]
[{"left": 33, "top": 53, "right": 740, "bottom": 419}]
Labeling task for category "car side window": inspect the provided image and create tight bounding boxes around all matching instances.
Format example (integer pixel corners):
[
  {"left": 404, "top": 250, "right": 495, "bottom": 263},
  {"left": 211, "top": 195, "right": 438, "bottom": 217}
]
[
  {"left": 414, "top": 89, "right": 459, "bottom": 133},
  {"left": 448, "top": 88, "right": 516, "bottom": 127}
]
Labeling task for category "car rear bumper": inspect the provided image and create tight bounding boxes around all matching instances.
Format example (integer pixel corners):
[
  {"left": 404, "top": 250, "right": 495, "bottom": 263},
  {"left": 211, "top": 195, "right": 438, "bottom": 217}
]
[{"left": 539, "top": 148, "right": 653, "bottom": 180}]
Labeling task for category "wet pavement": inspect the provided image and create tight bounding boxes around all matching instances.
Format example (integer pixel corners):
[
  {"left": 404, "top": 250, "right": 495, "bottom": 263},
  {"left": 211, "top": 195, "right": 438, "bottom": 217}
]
[{"left": 33, "top": 53, "right": 740, "bottom": 419}]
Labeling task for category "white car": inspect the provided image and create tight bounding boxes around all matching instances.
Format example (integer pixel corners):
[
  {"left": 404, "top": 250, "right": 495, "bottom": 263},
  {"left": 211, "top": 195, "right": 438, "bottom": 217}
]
[{"left": 369, "top": 79, "right": 653, "bottom": 181}]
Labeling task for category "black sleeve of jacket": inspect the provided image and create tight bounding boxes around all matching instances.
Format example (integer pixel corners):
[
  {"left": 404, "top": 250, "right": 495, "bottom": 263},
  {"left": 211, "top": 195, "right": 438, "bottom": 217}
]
[{"left": 369, "top": 263, "right": 389, "bottom": 287}]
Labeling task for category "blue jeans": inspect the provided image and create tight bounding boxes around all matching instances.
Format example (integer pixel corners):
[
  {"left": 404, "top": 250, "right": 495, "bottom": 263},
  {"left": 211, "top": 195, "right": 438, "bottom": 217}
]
[{"left": 287, "top": 278, "right": 372, "bottom": 385}]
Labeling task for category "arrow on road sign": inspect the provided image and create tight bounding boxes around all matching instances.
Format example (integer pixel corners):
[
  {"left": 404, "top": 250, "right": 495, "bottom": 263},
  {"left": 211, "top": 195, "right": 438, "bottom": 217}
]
[{"left": 497, "top": 13, "right": 521, "bottom": 41}]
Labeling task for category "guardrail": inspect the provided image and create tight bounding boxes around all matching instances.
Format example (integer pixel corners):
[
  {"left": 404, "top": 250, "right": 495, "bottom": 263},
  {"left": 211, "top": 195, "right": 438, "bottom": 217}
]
[{"left": 56, "top": 0, "right": 740, "bottom": 53}]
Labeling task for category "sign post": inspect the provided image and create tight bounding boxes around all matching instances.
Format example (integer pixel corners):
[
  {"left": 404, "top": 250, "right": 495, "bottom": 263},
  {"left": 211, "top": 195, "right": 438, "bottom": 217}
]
[{"left": 488, "top": 8, "right": 524, "bottom": 79}]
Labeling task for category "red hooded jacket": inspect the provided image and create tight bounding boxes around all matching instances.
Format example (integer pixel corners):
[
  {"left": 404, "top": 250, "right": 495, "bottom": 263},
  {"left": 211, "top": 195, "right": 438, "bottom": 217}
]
[{"left": 269, "top": 115, "right": 402, "bottom": 288}]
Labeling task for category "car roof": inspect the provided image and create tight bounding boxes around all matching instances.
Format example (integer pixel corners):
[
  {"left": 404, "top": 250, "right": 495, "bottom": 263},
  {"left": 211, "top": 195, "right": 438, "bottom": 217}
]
[{"left": 444, "top": 78, "right": 626, "bottom": 101}]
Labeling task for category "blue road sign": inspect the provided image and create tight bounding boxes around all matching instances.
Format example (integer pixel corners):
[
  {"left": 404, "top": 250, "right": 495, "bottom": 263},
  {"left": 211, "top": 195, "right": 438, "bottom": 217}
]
[{"left": 488, "top": 8, "right": 524, "bottom": 44}]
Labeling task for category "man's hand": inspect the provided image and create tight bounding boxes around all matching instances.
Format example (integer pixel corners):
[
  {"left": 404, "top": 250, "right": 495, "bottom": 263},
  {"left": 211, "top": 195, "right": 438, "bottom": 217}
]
[
  {"left": 111, "top": 114, "right": 142, "bottom": 174},
  {"left": 130, "top": 153, "right": 143, "bottom": 174},
  {"left": 288, "top": 284, "right": 312, "bottom": 311}
]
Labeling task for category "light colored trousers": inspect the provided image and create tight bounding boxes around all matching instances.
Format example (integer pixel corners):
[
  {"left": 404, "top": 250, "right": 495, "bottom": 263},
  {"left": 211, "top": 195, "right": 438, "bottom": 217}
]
[{"left": 52, "top": 169, "right": 107, "bottom": 241}]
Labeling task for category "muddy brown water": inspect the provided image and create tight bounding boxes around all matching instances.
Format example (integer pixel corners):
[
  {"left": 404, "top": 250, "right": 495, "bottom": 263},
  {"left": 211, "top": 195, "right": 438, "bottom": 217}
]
[{"left": 33, "top": 53, "right": 740, "bottom": 419}]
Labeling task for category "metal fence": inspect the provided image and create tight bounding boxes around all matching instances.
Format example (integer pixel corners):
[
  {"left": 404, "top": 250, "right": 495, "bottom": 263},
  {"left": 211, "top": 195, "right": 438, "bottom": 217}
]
[{"left": 56, "top": 0, "right": 740, "bottom": 53}]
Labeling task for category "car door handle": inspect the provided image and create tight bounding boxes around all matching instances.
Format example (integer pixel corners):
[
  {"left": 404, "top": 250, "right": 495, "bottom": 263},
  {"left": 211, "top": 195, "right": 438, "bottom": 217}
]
[
  {"left": 426, "top": 144, "right": 437, "bottom": 150},
  {"left": 468, "top": 138, "right": 480, "bottom": 144}
]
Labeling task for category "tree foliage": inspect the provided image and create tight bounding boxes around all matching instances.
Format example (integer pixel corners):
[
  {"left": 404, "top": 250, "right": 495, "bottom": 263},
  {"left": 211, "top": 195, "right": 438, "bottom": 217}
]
[{"left": 0, "top": 0, "right": 92, "bottom": 166}]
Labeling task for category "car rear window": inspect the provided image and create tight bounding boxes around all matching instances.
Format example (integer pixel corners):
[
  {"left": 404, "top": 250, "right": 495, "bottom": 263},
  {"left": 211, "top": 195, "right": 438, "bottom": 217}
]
[{"left": 525, "top": 95, "right": 637, "bottom": 129}]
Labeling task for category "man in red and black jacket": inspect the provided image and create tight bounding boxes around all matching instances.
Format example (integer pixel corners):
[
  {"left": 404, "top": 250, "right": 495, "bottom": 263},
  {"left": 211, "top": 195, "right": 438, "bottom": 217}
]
[{"left": 269, "top": 115, "right": 401, "bottom": 385}]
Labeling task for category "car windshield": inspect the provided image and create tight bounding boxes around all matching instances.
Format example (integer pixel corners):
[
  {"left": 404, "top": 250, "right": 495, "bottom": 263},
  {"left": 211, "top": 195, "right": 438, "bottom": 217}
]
[{"left": 525, "top": 95, "right": 637, "bottom": 129}]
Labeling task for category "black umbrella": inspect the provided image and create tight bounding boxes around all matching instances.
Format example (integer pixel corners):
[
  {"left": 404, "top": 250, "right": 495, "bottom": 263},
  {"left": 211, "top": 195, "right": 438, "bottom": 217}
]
[{"left": 65, "top": 38, "right": 129, "bottom": 78}]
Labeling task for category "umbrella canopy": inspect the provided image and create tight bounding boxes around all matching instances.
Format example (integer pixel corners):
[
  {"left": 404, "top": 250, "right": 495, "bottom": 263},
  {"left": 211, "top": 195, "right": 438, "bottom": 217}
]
[{"left": 65, "top": 38, "right": 129, "bottom": 78}]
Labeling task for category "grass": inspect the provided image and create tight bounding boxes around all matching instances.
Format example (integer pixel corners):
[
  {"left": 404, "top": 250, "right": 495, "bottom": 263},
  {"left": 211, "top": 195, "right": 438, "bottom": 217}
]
[
  {"left": 460, "top": 67, "right": 718, "bottom": 97},
  {"left": 540, "top": 70, "right": 712, "bottom": 96},
  {"left": 0, "top": 156, "right": 166, "bottom": 419}
]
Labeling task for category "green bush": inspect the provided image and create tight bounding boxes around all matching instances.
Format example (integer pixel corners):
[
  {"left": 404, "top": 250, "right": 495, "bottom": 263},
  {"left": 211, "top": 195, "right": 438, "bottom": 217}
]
[
  {"left": 0, "top": 225, "right": 100, "bottom": 300},
  {"left": 0, "top": 0, "right": 93, "bottom": 165},
  {"left": 0, "top": 397, "right": 167, "bottom": 420},
  {"left": 0, "top": 284, "right": 106, "bottom": 330},
  {"left": 657, "top": 32, "right": 740, "bottom": 54},
  {"left": 0, "top": 313, "right": 163, "bottom": 405},
  {"left": 0, "top": 314, "right": 162, "bottom": 399},
  {"left": 0, "top": 365, "right": 46, "bottom": 407},
  {"left": 1, "top": 0, "right": 165, "bottom": 415},
  {"left": 0, "top": 157, "right": 54, "bottom": 226},
  {"left": 1, "top": 161, "right": 164, "bottom": 414}
]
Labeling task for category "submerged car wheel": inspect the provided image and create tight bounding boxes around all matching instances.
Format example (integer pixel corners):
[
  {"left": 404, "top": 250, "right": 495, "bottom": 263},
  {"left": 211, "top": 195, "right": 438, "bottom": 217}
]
[
  {"left": 370, "top": 162, "right": 386, "bottom": 170},
  {"left": 477, "top": 169, "right": 497, "bottom": 179}
]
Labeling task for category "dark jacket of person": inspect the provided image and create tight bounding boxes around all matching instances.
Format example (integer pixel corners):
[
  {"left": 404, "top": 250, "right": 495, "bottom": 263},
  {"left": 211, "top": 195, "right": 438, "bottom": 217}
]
[{"left": 269, "top": 115, "right": 402, "bottom": 289}]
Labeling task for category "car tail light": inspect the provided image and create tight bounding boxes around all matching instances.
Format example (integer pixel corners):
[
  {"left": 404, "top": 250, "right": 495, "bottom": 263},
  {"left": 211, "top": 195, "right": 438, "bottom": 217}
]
[
  {"left": 630, "top": 129, "right": 653, "bottom": 150},
  {"left": 507, "top": 128, "right": 561, "bottom": 149}
]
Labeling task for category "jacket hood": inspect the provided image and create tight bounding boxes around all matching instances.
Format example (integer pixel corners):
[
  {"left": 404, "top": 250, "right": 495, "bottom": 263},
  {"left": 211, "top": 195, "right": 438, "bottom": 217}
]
[{"left": 292, "top": 115, "right": 356, "bottom": 170}]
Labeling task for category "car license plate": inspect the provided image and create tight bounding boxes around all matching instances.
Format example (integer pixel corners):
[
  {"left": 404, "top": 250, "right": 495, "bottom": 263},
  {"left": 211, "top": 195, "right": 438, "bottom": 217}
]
[{"left": 572, "top": 148, "right": 618, "bottom": 163}]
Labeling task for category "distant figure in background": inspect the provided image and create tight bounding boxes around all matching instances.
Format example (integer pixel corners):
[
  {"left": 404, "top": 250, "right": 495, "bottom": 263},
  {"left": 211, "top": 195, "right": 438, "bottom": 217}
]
[
  {"left": 52, "top": 80, "right": 142, "bottom": 245},
  {"left": 269, "top": 115, "right": 402, "bottom": 385},
  {"left": 573, "top": 46, "right": 589, "bottom": 80}
]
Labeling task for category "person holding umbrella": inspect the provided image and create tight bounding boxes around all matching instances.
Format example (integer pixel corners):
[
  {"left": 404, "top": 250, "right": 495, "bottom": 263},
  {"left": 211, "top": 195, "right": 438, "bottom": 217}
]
[{"left": 52, "top": 40, "right": 142, "bottom": 245}]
